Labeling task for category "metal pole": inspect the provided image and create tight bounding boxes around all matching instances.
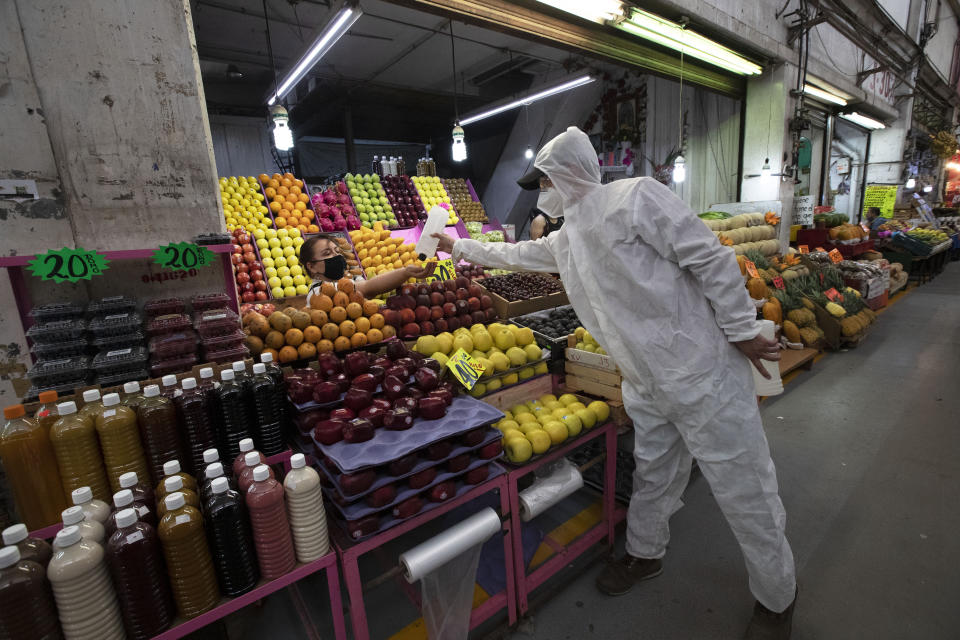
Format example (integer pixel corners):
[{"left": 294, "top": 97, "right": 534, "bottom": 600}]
[
  {"left": 344, "top": 103, "right": 357, "bottom": 174},
  {"left": 820, "top": 114, "right": 834, "bottom": 206}
]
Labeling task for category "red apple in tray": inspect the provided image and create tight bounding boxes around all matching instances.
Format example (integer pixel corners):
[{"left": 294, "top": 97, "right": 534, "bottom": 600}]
[
  {"left": 383, "top": 407, "right": 414, "bottom": 431},
  {"left": 343, "top": 417, "right": 374, "bottom": 443},
  {"left": 313, "top": 419, "right": 346, "bottom": 445},
  {"left": 348, "top": 514, "right": 380, "bottom": 539},
  {"left": 343, "top": 387, "right": 373, "bottom": 413},
  {"left": 408, "top": 467, "right": 437, "bottom": 489},
  {"left": 460, "top": 427, "right": 487, "bottom": 447},
  {"left": 330, "top": 407, "right": 355, "bottom": 422},
  {"left": 383, "top": 374, "right": 407, "bottom": 401},
  {"left": 317, "top": 352, "right": 342, "bottom": 377},
  {"left": 428, "top": 481, "right": 456, "bottom": 503},
  {"left": 414, "top": 367, "right": 439, "bottom": 391},
  {"left": 425, "top": 440, "right": 453, "bottom": 461},
  {"left": 359, "top": 405, "right": 386, "bottom": 428},
  {"left": 312, "top": 381, "right": 341, "bottom": 404},
  {"left": 366, "top": 484, "right": 397, "bottom": 509},
  {"left": 340, "top": 469, "right": 376, "bottom": 496},
  {"left": 344, "top": 351, "right": 370, "bottom": 377},
  {"left": 351, "top": 373, "right": 378, "bottom": 392},
  {"left": 477, "top": 440, "right": 503, "bottom": 459},
  {"left": 388, "top": 453, "right": 418, "bottom": 476},
  {"left": 418, "top": 396, "right": 447, "bottom": 420},
  {"left": 464, "top": 465, "right": 490, "bottom": 485},
  {"left": 393, "top": 496, "right": 424, "bottom": 519},
  {"left": 392, "top": 396, "right": 417, "bottom": 417},
  {"left": 447, "top": 453, "right": 471, "bottom": 473}
]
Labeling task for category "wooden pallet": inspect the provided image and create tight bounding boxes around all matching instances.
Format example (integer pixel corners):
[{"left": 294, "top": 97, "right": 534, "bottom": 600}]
[{"left": 778, "top": 347, "right": 817, "bottom": 376}]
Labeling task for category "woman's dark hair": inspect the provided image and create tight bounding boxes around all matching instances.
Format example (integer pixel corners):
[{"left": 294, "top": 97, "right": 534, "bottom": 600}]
[{"left": 300, "top": 234, "right": 338, "bottom": 279}]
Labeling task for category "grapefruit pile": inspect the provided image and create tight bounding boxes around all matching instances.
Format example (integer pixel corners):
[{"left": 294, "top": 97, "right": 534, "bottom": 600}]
[{"left": 259, "top": 172, "right": 318, "bottom": 235}]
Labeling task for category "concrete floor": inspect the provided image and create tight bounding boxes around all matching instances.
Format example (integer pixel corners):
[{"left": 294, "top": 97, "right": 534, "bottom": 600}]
[{"left": 507, "top": 264, "right": 960, "bottom": 640}]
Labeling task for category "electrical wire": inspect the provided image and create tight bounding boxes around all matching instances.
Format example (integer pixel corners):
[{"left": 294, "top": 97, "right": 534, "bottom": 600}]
[{"left": 449, "top": 20, "right": 459, "bottom": 121}]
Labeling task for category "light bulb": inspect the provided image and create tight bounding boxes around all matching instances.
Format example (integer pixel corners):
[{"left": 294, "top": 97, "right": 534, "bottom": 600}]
[
  {"left": 270, "top": 105, "right": 294, "bottom": 151},
  {"left": 761, "top": 158, "right": 771, "bottom": 179},
  {"left": 923, "top": 184, "right": 933, "bottom": 193},
  {"left": 673, "top": 155, "right": 686, "bottom": 184},
  {"left": 905, "top": 177, "right": 916, "bottom": 189},
  {"left": 451, "top": 124, "right": 467, "bottom": 162},
  {"left": 524, "top": 146, "right": 534, "bottom": 159}
]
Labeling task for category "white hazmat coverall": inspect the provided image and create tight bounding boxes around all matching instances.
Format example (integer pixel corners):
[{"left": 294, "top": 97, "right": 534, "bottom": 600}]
[{"left": 451, "top": 127, "right": 796, "bottom": 612}]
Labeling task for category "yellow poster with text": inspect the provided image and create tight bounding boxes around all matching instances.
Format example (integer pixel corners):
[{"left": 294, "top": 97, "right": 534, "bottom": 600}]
[{"left": 862, "top": 184, "right": 898, "bottom": 219}]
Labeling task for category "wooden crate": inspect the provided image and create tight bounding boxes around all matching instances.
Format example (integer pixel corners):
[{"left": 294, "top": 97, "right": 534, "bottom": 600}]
[
  {"left": 480, "top": 374, "right": 553, "bottom": 411},
  {"left": 564, "top": 374, "right": 622, "bottom": 402},
  {"left": 565, "top": 361, "right": 621, "bottom": 387},
  {"left": 474, "top": 278, "right": 569, "bottom": 319}
]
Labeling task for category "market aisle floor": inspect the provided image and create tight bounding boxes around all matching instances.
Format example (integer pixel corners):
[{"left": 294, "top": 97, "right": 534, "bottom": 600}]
[{"left": 508, "top": 264, "right": 960, "bottom": 640}]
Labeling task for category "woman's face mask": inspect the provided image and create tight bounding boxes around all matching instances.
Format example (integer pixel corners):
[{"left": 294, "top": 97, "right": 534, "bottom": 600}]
[
  {"left": 537, "top": 188, "right": 563, "bottom": 219},
  {"left": 319, "top": 254, "right": 347, "bottom": 280}
]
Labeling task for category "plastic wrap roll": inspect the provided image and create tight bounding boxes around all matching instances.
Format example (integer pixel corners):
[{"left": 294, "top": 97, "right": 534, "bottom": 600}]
[
  {"left": 518, "top": 461, "right": 584, "bottom": 522},
  {"left": 400, "top": 507, "right": 501, "bottom": 583},
  {"left": 751, "top": 319, "right": 783, "bottom": 396}
]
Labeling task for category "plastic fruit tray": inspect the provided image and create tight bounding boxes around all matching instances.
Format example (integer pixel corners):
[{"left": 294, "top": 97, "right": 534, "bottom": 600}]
[
  {"left": 145, "top": 313, "right": 192, "bottom": 337},
  {"left": 86, "top": 296, "right": 137, "bottom": 317},
  {"left": 95, "top": 368, "right": 149, "bottom": 387},
  {"left": 203, "top": 345, "right": 249, "bottom": 364},
  {"left": 200, "top": 329, "right": 245, "bottom": 353},
  {"left": 193, "top": 309, "right": 240, "bottom": 338},
  {"left": 313, "top": 395, "right": 504, "bottom": 473},
  {"left": 25, "top": 379, "right": 90, "bottom": 402},
  {"left": 88, "top": 313, "right": 142, "bottom": 337},
  {"left": 90, "top": 331, "right": 145, "bottom": 351},
  {"left": 92, "top": 346, "right": 149, "bottom": 373},
  {"left": 25, "top": 319, "right": 87, "bottom": 344},
  {"left": 28, "top": 303, "right": 85, "bottom": 323},
  {"left": 27, "top": 356, "right": 91, "bottom": 383},
  {"left": 148, "top": 330, "right": 198, "bottom": 359},
  {"left": 191, "top": 292, "right": 233, "bottom": 313},
  {"left": 30, "top": 339, "right": 89, "bottom": 359},
  {"left": 149, "top": 353, "right": 198, "bottom": 377},
  {"left": 143, "top": 297, "right": 187, "bottom": 318}
]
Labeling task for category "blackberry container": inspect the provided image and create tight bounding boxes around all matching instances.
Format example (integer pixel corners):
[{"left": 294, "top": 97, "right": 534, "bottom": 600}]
[
  {"left": 200, "top": 329, "right": 245, "bottom": 359},
  {"left": 191, "top": 293, "right": 232, "bottom": 313},
  {"left": 86, "top": 296, "right": 137, "bottom": 317},
  {"left": 96, "top": 369, "right": 149, "bottom": 387},
  {"left": 25, "top": 319, "right": 87, "bottom": 344},
  {"left": 27, "top": 355, "right": 91, "bottom": 386},
  {"left": 88, "top": 313, "right": 142, "bottom": 337},
  {"left": 27, "top": 302, "right": 85, "bottom": 323},
  {"left": 30, "top": 338, "right": 89, "bottom": 359},
  {"left": 145, "top": 314, "right": 192, "bottom": 338},
  {"left": 92, "top": 346, "right": 149, "bottom": 374},
  {"left": 91, "top": 331, "right": 145, "bottom": 352},
  {"left": 194, "top": 309, "right": 240, "bottom": 339},
  {"left": 143, "top": 298, "right": 186, "bottom": 318}
]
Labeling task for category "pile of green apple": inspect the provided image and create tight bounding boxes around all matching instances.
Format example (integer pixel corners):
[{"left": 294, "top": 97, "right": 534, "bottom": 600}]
[
  {"left": 496, "top": 393, "right": 610, "bottom": 463},
  {"left": 345, "top": 173, "right": 397, "bottom": 229},
  {"left": 572, "top": 327, "right": 607, "bottom": 355}
]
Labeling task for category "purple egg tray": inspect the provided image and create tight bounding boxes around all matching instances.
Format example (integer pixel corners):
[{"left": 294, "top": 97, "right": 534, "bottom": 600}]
[
  {"left": 313, "top": 395, "right": 504, "bottom": 473},
  {"left": 329, "top": 462, "right": 506, "bottom": 542},
  {"left": 287, "top": 375, "right": 415, "bottom": 412},
  {"left": 312, "top": 426, "right": 501, "bottom": 501}
]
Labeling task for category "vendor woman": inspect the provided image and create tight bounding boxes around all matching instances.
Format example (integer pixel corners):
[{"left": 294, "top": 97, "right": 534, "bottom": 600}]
[{"left": 300, "top": 234, "right": 435, "bottom": 304}]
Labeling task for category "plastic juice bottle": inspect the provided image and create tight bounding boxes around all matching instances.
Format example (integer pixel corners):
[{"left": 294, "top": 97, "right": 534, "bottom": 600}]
[
  {"left": 61, "top": 505, "right": 105, "bottom": 545},
  {"left": 70, "top": 486, "right": 110, "bottom": 525},
  {"left": 414, "top": 205, "right": 451, "bottom": 260},
  {"left": 157, "top": 492, "right": 219, "bottom": 619},
  {"left": 202, "top": 447, "right": 220, "bottom": 468},
  {"left": 231, "top": 438, "right": 258, "bottom": 477},
  {"left": 198, "top": 366, "right": 216, "bottom": 392},
  {"left": 155, "top": 459, "right": 198, "bottom": 502},
  {"left": 95, "top": 394, "right": 149, "bottom": 493},
  {"left": 0, "top": 546, "right": 61, "bottom": 640},
  {"left": 2, "top": 522, "right": 53, "bottom": 567},
  {"left": 204, "top": 477, "right": 259, "bottom": 596},
  {"left": 175, "top": 378, "right": 218, "bottom": 477},
  {"left": 118, "top": 471, "right": 154, "bottom": 511},
  {"left": 105, "top": 507, "right": 175, "bottom": 639},
  {"left": 215, "top": 369, "right": 253, "bottom": 460},
  {"left": 200, "top": 462, "right": 231, "bottom": 499},
  {"left": 0, "top": 404, "right": 66, "bottom": 530},
  {"left": 231, "top": 360, "right": 252, "bottom": 389},
  {"left": 250, "top": 363, "right": 284, "bottom": 455},
  {"left": 120, "top": 381, "right": 145, "bottom": 411},
  {"left": 50, "top": 401, "right": 111, "bottom": 502},
  {"left": 246, "top": 465, "right": 296, "bottom": 580},
  {"left": 33, "top": 390, "right": 59, "bottom": 435},
  {"left": 259, "top": 352, "right": 287, "bottom": 426},
  {"left": 76, "top": 389, "right": 103, "bottom": 425},
  {"left": 237, "top": 451, "right": 274, "bottom": 493},
  {"left": 136, "top": 385, "right": 186, "bottom": 485},
  {"left": 160, "top": 374, "right": 181, "bottom": 400},
  {"left": 156, "top": 476, "right": 200, "bottom": 517},
  {"left": 106, "top": 489, "right": 155, "bottom": 536},
  {"left": 48, "top": 525, "right": 125, "bottom": 640},
  {"left": 284, "top": 453, "right": 330, "bottom": 561}
]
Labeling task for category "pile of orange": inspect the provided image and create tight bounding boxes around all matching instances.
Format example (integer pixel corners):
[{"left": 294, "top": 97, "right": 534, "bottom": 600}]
[
  {"left": 349, "top": 223, "right": 420, "bottom": 279},
  {"left": 258, "top": 172, "right": 319, "bottom": 235},
  {"left": 243, "top": 277, "right": 395, "bottom": 362}
]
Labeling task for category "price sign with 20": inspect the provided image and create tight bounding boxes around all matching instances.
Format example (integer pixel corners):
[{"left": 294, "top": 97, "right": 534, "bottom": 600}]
[
  {"left": 27, "top": 248, "right": 110, "bottom": 283},
  {"left": 153, "top": 242, "right": 216, "bottom": 272}
]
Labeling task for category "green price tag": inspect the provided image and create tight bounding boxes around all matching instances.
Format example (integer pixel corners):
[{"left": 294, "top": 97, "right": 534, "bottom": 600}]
[
  {"left": 445, "top": 347, "right": 485, "bottom": 390},
  {"left": 153, "top": 242, "right": 216, "bottom": 271},
  {"left": 26, "top": 248, "right": 110, "bottom": 283},
  {"left": 424, "top": 258, "right": 456, "bottom": 283}
]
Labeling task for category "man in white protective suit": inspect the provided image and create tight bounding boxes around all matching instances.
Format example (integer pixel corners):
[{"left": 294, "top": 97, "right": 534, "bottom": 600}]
[{"left": 432, "top": 126, "right": 797, "bottom": 639}]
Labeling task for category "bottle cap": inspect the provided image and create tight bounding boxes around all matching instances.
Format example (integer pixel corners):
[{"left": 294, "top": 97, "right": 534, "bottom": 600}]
[
  {"left": 164, "top": 492, "right": 185, "bottom": 511},
  {"left": 164, "top": 476, "right": 184, "bottom": 492},
  {"left": 253, "top": 363, "right": 266, "bottom": 375},
  {"left": 38, "top": 390, "right": 58, "bottom": 403},
  {"left": 211, "top": 477, "right": 230, "bottom": 494},
  {"left": 102, "top": 393, "right": 120, "bottom": 407},
  {"left": 55, "top": 526, "right": 82, "bottom": 548},
  {"left": 202, "top": 448, "right": 219, "bottom": 464},
  {"left": 71, "top": 486, "right": 92, "bottom": 505},
  {"left": 244, "top": 452, "right": 261, "bottom": 468},
  {"left": 2, "top": 524, "right": 28, "bottom": 546},
  {"left": 143, "top": 385, "right": 160, "bottom": 398},
  {"left": 57, "top": 401, "right": 78, "bottom": 415},
  {"left": 3, "top": 405, "right": 25, "bottom": 420},
  {"left": 118, "top": 472, "right": 139, "bottom": 489},
  {"left": 252, "top": 465, "right": 270, "bottom": 482},
  {"left": 232, "top": 361, "right": 246, "bottom": 373},
  {"left": 61, "top": 506, "right": 85, "bottom": 526},
  {"left": 163, "top": 460, "right": 181, "bottom": 476},
  {"left": 162, "top": 374, "right": 178, "bottom": 387},
  {"left": 123, "top": 381, "right": 141, "bottom": 394},
  {"left": 182, "top": 377, "right": 197, "bottom": 390},
  {"left": 199, "top": 367, "right": 214, "bottom": 379},
  {"left": 290, "top": 453, "right": 306, "bottom": 469},
  {"left": 260, "top": 352, "right": 274, "bottom": 364},
  {"left": 221, "top": 369, "right": 235, "bottom": 381},
  {"left": 113, "top": 489, "right": 133, "bottom": 508},
  {"left": 205, "top": 462, "right": 224, "bottom": 479},
  {"left": 239, "top": 438, "right": 254, "bottom": 453},
  {"left": 0, "top": 546, "right": 20, "bottom": 568},
  {"left": 82, "top": 389, "right": 101, "bottom": 403},
  {"left": 114, "top": 508, "right": 138, "bottom": 529}
]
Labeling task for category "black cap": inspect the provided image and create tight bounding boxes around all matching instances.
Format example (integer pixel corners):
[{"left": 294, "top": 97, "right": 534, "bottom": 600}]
[{"left": 517, "top": 167, "right": 544, "bottom": 191}]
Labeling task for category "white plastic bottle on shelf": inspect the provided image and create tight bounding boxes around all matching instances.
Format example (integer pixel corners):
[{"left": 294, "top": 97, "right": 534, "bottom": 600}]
[
  {"left": 61, "top": 505, "right": 105, "bottom": 546},
  {"left": 751, "top": 319, "right": 784, "bottom": 396},
  {"left": 71, "top": 485, "right": 110, "bottom": 525},
  {"left": 415, "top": 205, "right": 453, "bottom": 260},
  {"left": 283, "top": 453, "right": 329, "bottom": 561}
]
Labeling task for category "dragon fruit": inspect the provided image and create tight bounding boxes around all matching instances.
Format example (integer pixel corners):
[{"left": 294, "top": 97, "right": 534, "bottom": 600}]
[
  {"left": 311, "top": 193, "right": 323, "bottom": 208},
  {"left": 335, "top": 181, "right": 348, "bottom": 194},
  {"left": 319, "top": 218, "right": 336, "bottom": 232},
  {"left": 314, "top": 203, "right": 331, "bottom": 218},
  {"left": 323, "top": 191, "right": 338, "bottom": 206},
  {"left": 340, "top": 205, "right": 355, "bottom": 217},
  {"left": 337, "top": 193, "right": 351, "bottom": 206},
  {"left": 346, "top": 215, "right": 361, "bottom": 230}
]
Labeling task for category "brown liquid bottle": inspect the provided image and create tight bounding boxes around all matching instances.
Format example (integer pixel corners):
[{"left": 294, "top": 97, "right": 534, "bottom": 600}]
[
  {"left": 33, "top": 390, "right": 60, "bottom": 435},
  {"left": 50, "top": 402, "right": 111, "bottom": 503},
  {"left": 61, "top": 506, "right": 105, "bottom": 546},
  {"left": 48, "top": 525, "right": 125, "bottom": 640},
  {"left": 70, "top": 486, "right": 110, "bottom": 525},
  {"left": 118, "top": 471, "right": 155, "bottom": 511},
  {"left": 156, "top": 476, "right": 201, "bottom": 517},
  {"left": 120, "top": 381, "right": 145, "bottom": 412},
  {"left": 0, "top": 404, "right": 66, "bottom": 530},
  {"left": 105, "top": 489, "right": 155, "bottom": 537},
  {"left": 160, "top": 375, "right": 182, "bottom": 401},
  {"left": 76, "top": 389, "right": 103, "bottom": 426},
  {"left": 0, "top": 545, "right": 61, "bottom": 640},
  {"left": 246, "top": 464, "right": 296, "bottom": 579},
  {"left": 237, "top": 451, "right": 275, "bottom": 493},
  {"left": 158, "top": 491, "right": 219, "bottom": 619},
  {"left": 95, "top": 393, "right": 149, "bottom": 493},
  {"left": 136, "top": 385, "right": 186, "bottom": 486},
  {"left": 2, "top": 522, "right": 53, "bottom": 567},
  {"left": 155, "top": 459, "right": 198, "bottom": 504},
  {"left": 106, "top": 508, "right": 175, "bottom": 639},
  {"left": 284, "top": 453, "right": 330, "bottom": 562}
]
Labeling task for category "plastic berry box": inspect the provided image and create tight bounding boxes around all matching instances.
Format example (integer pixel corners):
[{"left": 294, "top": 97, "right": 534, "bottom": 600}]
[
  {"left": 95, "top": 368, "right": 148, "bottom": 387},
  {"left": 86, "top": 296, "right": 137, "bottom": 317},
  {"left": 90, "top": 331, "right": 145, "bottom": 351},
  {"left": 149, "top": 353, "right": 198, "bottom": 377},
  {"left": 27, "top": 356, "right": 92, "bottom": 384},
  {"left": 203, "top": 345, "right": 249, "bottom": 364},
  {"left": 191, "top": 292, "right": 232, "bottom": 313},
  {"left": 88, "top": 313, "right": 142, "bottom": 338},
  {"left": 25, "top": 319, "right": 88, "bottom": 344},
  {"left": 145, "top": 313, "right": 192, "bottom": 337},
  {"left": 27, "top": 303, "right": 85, "bottom": 323},
  {"left": 143, "top": 297, "right": 187, "bottom": 318},
  {"left": 148, "top": 330, "right": 198, "bottom": 359},
  {"left": 92, "top": 346, "right": 149, "bottom": 373},
  {"left": 30, "top": 338, "right": 89, "bottom": 359},
  {"left": 200, "top": 329, "right": 245, "bottom": 352},
  {"left": 193, "top": 309, "right": 240, "bottom": 338},
  {"left": 25, "top": 378, "right": 90, "bottom": 402}
]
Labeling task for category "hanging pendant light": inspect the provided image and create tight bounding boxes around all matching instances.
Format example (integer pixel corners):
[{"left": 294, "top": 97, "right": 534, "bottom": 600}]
[
  {"left": 905, "top": 177, "right": 916, "bottom": 189},
  {"left": 673, "top": 155, "right": 686, "bottom": 183},
  {"left": 524, "top": 146, "right": 535, "bottom": 159},
  {"left": 452, "top": 123, "right": 467, "bottom": 162},
  {"left": 270, "top": 105, "right": 294, "bottom": 151},
  {"left": 761, "top": 158, "right": 772, "bottom": 178},
  {"left": 449, "top": 21, "right": 467, "bottom": 162}
]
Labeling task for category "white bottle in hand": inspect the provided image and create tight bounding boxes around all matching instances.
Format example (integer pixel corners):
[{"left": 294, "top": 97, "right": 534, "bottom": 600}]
[{"left": 416, "top": 206, "right": 452, "bottom": 260}]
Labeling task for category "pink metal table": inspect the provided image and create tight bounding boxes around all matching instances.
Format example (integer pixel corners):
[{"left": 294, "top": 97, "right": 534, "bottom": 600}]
[{"left": 334, "top": 471, "right": 517, "bottom": 640}]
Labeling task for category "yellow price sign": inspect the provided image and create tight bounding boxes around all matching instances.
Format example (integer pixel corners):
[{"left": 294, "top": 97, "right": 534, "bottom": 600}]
[
  {"left": 446, "top": 348, "right": 485, "bottom": 389},
  {"left": 424, "top": 258, "right": 456, "bottom": 283}
]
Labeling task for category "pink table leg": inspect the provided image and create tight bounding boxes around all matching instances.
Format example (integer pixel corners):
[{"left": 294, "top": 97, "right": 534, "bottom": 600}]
[{"left": 325, "top": 557, "right": 348, "bottom": 640}]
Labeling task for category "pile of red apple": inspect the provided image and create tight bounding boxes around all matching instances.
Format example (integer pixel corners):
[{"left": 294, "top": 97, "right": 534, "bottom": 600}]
[
  {"left": 310, "top": 182, "right": 361, "bottom": 232},
  {"left": 230, "top": 228, "right": 269, "bottom": 303},
  {"left": 383, "top": 277, "right": 496, "bottom": 338},
  {"left": 381, "top": 175, "right": 426, "bottom": 227},
  {"left": 455, "top": 264, "right": 487, "bottom": 279}
]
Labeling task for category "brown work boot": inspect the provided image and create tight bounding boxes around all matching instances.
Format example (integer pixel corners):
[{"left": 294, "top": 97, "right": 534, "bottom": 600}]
[
  {"left": 744, "top": 590, "right": 797, "bottom": 640},
  {"left": 595, "top": 554, "right": 663, "bottom": 596}
]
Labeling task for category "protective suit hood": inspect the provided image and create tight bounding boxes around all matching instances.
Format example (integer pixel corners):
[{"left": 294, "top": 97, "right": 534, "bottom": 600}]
[{"left": 534, "top": 126, "right": 600, "bottom": 212}]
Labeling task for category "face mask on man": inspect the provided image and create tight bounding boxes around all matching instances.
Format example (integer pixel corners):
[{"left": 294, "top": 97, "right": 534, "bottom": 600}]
[{"left": 537, "top": 188, "right": 563, "bottom": 219}]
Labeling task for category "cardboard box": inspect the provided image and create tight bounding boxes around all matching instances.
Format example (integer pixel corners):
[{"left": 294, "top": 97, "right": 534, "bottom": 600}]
[{"left": 474, "top": 278, "right": 569, "bottom": 319}]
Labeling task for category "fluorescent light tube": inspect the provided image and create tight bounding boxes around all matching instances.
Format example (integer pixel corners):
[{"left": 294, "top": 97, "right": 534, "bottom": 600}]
[
  {"left": 802, "top": 84, "right": 847, "bottom": 105},
  {"left": 267, "top": 6, "right": 361, "bottom": 105},
  {"left": 534, "top": 0, "right": 625, "bottom": 23},
  {"left": 840, "top": 112, "right": 886, "bottom": 130},
  {"left": 460, "top": 75, "right": 594, "bottom": 126},
  {"left": 617, "top": 10, "right": 761, "bottom": 75}
]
